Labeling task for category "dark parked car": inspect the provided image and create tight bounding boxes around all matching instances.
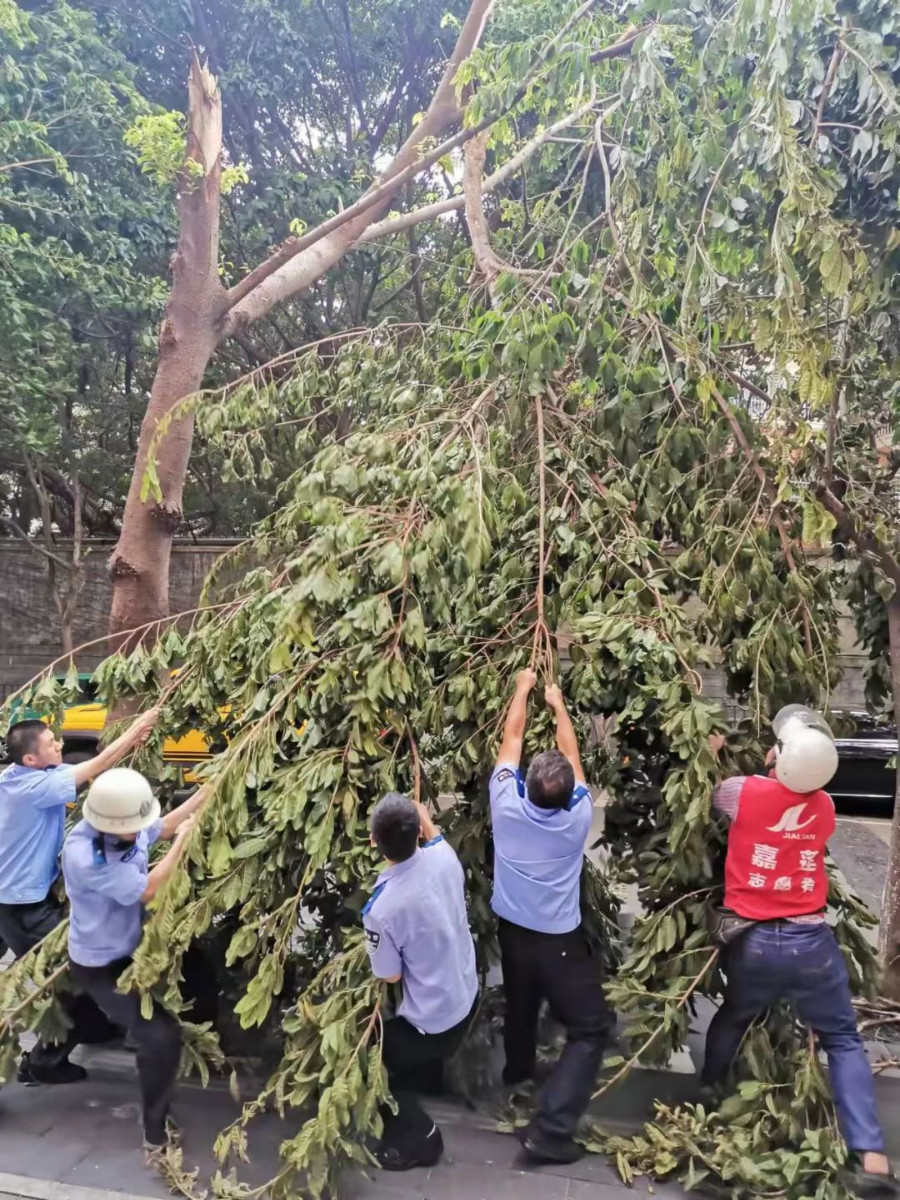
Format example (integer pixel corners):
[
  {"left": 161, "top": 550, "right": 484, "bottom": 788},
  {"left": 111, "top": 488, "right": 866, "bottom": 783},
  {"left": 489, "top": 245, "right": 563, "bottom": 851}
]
[
  {"left": 831, "top": 713, "right": 896, "bottom": 813},
  {"left": 599, "top": 714, "right": 897, "bottom": 845}
]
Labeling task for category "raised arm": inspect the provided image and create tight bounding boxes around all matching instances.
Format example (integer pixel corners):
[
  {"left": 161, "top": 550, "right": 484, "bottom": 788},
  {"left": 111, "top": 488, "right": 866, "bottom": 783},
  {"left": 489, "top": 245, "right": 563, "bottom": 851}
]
[
  {"left": 71, "top": 706, "right": 161, "bottom": 789},
  {"left": 545, "top": 684, "right": 585, "bottom": 784},
  {"left": 142, "top": 815, "right": 196, "bottom": 903},
  {"left": 413, "top": 798, "right": 440, "bottom": 843},
  {"left": 159, "top": 783, "right": 209, "bottom": 841},
  {"left": 496, "top": 669, "right": 537, "bottom": 768}
]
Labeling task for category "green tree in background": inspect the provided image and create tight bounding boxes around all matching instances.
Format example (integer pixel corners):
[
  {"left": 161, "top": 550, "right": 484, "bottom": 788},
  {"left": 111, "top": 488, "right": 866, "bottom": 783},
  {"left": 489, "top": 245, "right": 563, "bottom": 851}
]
[{"left": 0, "top": 0, "right": 169, "bottom": 646}]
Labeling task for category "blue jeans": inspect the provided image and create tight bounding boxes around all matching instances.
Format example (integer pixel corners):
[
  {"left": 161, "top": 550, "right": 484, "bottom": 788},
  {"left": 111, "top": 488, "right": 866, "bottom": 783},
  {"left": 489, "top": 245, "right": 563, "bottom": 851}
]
[{"left": 703, "top": 922, "right": 884, "bottom": 1153}]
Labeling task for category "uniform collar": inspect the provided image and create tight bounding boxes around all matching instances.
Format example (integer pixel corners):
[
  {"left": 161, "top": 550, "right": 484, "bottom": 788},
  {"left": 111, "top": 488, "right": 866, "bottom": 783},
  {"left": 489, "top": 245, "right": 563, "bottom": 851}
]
[{"left": 376, "top": 847, "right": 423, "bottom": 887}]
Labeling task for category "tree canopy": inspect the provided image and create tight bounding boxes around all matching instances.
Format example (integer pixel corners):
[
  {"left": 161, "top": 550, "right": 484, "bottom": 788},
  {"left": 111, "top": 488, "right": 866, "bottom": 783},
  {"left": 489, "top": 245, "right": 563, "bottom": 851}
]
[
  {"left": 0, "top": 0, "right": 168, "bottom": 540},
  {"left": 1, "top": 0, "right": 899, "bottom": 1198}
]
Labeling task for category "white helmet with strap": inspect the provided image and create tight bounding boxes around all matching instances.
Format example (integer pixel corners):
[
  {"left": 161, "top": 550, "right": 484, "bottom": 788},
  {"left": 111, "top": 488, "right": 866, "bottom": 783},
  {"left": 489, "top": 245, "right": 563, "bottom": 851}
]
[
  {"left": 771, "top": 705, "right": 838, "bottom": 794},
  {"left": 83, "top": 767, "right": 161, "bottom": 835}
]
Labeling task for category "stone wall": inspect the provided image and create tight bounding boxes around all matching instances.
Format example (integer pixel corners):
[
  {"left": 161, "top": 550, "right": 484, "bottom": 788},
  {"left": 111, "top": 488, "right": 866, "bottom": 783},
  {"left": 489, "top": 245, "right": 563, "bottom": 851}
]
[
  {"left": 0, "top": 539, "right": 240, "bottom": 698},
  {"left": 0, "top": 539, "right": 872, "bottom": 712}
]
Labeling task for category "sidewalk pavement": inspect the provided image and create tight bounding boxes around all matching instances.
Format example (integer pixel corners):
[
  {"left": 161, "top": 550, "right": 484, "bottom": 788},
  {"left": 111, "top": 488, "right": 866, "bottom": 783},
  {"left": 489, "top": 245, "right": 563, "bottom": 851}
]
[
  {"left": 3, "top": 1040, "right": 900, "bottom": 1200},
  {"left": 0, "top": 1044, "right": 706, "bottom": 1200}
]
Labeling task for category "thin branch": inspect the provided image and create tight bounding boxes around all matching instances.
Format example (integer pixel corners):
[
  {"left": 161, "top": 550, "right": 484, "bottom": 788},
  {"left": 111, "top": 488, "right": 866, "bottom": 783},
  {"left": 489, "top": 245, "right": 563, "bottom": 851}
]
[
  {"left": 0, "top": 157, "right": 59, "bottom": 174},
  {"left": 589, "top": 23, "right": 645, "bottom": 63},
  {"left": 594, "top": 101, "right": 622, "bottom": 252},
  {"left": 591, "top": 949, "right": 719, "bottom": 1100},
  {"left": 709, "top": 382, "right": 813, "bottom": 653},
  {"left": 0, "top": 517, "right": 71, "bottom": 572},
  {"left": 816, "top": 41, "right": 846, "bottom": 132},
  {"left": 531, "top": 393, "right": 550, "bottom": 674},
  {"left": 824, "top": 294, "right": 852, "bottom": 482}
]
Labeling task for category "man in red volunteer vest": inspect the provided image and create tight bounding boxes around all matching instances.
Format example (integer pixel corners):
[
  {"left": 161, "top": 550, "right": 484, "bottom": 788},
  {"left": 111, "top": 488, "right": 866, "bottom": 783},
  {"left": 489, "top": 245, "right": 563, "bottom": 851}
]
[{"left": 704, "top": 706, "right": 897, "bottom": 1197}]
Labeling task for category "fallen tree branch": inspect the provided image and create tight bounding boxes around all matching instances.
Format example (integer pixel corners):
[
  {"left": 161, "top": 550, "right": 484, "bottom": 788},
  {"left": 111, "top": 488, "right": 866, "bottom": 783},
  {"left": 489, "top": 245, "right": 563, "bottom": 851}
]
[
  {"left": 591, "top": 949, "right": 719, "bottom": 1101},
  {"left": 223, "top": 11, "right": 640, "bottom": 331},
  {"left": 816, "top": 485, "right": 900, "bottom": 592},
  {"left": 531, "top": 393, "right": 550, "bottom": 673},
  {"left": 709, "top": 382, "right": 813, "bottom": 653}
]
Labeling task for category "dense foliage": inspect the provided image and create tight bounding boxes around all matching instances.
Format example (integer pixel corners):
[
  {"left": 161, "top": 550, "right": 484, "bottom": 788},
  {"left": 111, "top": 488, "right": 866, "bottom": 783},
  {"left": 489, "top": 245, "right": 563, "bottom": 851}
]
[
  {"left": 1, "top": 0, "right": 899, "bottom": 1198},
  {"left": 0, "top": 0, "right": 168, "bottom": 540}
]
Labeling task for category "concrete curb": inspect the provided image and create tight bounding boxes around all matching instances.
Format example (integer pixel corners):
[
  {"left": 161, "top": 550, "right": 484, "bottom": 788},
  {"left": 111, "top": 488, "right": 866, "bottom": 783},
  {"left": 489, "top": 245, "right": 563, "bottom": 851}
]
[{"left": 0, "top": 1174, "right": 154, "bottom": 1200}]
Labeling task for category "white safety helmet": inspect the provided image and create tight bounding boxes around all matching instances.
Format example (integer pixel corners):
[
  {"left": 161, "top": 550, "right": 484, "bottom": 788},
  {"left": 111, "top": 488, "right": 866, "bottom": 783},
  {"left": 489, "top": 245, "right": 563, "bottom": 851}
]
[
  {"left": 83, "top": 768, "right": 161, "bottom": 835},
  {"left": 771, "top": 705, "right": 838, "bottom": 794}
]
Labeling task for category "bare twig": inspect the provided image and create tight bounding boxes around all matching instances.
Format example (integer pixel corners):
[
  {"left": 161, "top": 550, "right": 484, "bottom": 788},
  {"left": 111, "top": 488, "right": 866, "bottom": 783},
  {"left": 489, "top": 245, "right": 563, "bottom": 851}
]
[
  {"left": 591, "top": 949, "right": 719, "bottom": 1100},
  {"left": 531, "top": 393, "right": 551, "bottom": 676},
  {"left": 709, "top": 382, "right": 813, "bottom": 653},
  {"left": 816, "top": 41, "right": 846, "bottom": 132}
]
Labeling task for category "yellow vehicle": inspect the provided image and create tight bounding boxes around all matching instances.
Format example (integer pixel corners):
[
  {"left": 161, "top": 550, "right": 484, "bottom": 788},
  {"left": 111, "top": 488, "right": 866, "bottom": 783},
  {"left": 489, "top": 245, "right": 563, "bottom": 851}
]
[{"left": 46, "top": 674, "right": 211, "bottom": 781}]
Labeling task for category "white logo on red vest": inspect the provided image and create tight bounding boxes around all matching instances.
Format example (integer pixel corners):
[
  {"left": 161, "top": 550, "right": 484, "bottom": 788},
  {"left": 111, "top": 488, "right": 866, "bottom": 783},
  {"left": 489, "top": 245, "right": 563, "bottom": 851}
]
[{"left": 767, "top": 804, "right": 816, "bottom": 834}]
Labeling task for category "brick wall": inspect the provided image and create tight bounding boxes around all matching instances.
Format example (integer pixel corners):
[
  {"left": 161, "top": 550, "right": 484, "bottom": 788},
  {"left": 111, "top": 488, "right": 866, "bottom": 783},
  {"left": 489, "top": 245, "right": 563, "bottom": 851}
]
[
  {"left": 0, "top": 540, "right": 240, "bottom": 698},
  {"left": 0, "top": 539, "right": 872, "bottom": 712}
]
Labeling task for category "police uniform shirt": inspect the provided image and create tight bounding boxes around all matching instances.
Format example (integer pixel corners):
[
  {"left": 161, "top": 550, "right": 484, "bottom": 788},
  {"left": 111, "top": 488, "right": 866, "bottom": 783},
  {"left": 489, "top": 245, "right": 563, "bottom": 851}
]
[
  {"left": 0, "top": 763, "right": 76, "bottom": 904},
  {"left": 489, "top": 763, "right": 592, "bottom": 935},
  {"left": 62, "top": 817, "right": 164, "bottom": 967},
  {"left": 363, "top": 836, "right": 477, "bottom": 1035}
]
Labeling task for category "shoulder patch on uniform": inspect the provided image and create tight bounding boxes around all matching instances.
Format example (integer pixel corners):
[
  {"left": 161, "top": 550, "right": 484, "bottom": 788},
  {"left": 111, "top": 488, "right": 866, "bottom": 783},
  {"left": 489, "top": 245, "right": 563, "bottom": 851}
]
[
  {"left": 365, "top": 927, "right": 381, "bottom": 952},
  {"left": 361, "top": 881, "right": 387, "bottom": 918},
  {"left": 567, "top": 784, "right": 591, "bottom": 811},
  {"left": 494, "top": 768, "right": 516, "bottom": 784}
]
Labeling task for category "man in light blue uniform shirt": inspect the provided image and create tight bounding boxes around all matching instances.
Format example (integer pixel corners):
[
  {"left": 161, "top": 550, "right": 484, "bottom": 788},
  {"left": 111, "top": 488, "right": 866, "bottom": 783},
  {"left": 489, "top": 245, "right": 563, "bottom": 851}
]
[
  {"left": 490, "top": 670, "right": 614, "bottom": 1165},
  {"left": 63, "top": 766, "right": 205, "bottom": 1155},
  {"left": 0, "top": 709, "right": 158, "bottom": 1083},
  {"left": 363, "top": 792, "right": 478, "bottom": 1171}
]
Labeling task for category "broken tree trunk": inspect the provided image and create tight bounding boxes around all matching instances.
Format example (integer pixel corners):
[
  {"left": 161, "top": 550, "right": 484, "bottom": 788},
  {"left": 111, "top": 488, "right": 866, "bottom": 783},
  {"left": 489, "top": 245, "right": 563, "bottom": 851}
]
[{"left": 108, "top": 57, "right": 225, "bottom": 646}]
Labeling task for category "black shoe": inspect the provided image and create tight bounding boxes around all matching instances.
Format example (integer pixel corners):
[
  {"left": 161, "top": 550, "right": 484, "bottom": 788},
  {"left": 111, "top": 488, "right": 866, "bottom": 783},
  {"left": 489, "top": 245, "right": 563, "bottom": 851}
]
[
  {"left": 143, "top": 1113, "right": 180, "bottom": 1152},
  {"left": 18, "top": 1057, "right": 87, "bottom": 1086},
  {"left": 376, "top": 1125, "right": 444, "bottom": 1172},
  {"left": 844, "top": 1158, "right": 900, "bottom": 1198},
  {"left": 519, "top": 1129, "right": 584, "bottom": 1165}
]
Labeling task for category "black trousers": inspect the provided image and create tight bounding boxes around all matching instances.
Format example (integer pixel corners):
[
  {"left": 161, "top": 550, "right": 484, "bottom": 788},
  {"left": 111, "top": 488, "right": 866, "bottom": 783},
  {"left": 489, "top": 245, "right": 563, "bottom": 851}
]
[
  {"left": 380, "top": 998, "right": 478, "bottom": 1154},
  {"left": 499, "top": 918, "right": 614, "bottom": 1144},
  {"left": 0, "top": 897, "right": 117, "bottom": 1070},
  {"left": 69, "top": 958, "right": 181, "bottom": 1144}
]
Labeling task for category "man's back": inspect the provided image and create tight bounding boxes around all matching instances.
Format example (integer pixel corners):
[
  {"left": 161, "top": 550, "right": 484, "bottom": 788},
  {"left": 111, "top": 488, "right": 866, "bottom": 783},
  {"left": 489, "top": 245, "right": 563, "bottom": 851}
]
[
  {"left": 363, "top": 837, "right": 477, "bottom": 1034},
  {"left": 489, "top": 764, "right": 592, "bottom": 934},
  {"left": 720, "top": 774, "right": 835, "bottom": 919}
]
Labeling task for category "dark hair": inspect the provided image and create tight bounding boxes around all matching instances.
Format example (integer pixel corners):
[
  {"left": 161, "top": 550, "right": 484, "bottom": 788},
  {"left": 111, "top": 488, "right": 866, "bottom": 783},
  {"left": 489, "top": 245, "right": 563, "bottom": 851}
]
[
  {"left": 526, "top": 749, "right": 575, "bottom": 810},
  {"left": 7, "top": 720, "right": 52, "bottom": 767},
  {"left": 370, "top": 792, "right": 420, "bottom": 862}
]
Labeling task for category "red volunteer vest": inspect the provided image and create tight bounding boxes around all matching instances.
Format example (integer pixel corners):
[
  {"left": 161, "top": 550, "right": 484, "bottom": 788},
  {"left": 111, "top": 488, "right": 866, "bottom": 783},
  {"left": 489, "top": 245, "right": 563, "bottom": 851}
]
[{"left": 724, "top": 775, "right": 835, "bottom": 920}]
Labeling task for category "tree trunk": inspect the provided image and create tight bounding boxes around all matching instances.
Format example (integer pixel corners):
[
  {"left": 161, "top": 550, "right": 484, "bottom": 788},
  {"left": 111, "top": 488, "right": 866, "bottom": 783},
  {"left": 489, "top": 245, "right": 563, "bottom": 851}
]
[
  {"left": 878, "top": 595, "right": 900, "bottom": 998},
  {"left": 108, "top": 57, "right": 224, "bottom": 646}
]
